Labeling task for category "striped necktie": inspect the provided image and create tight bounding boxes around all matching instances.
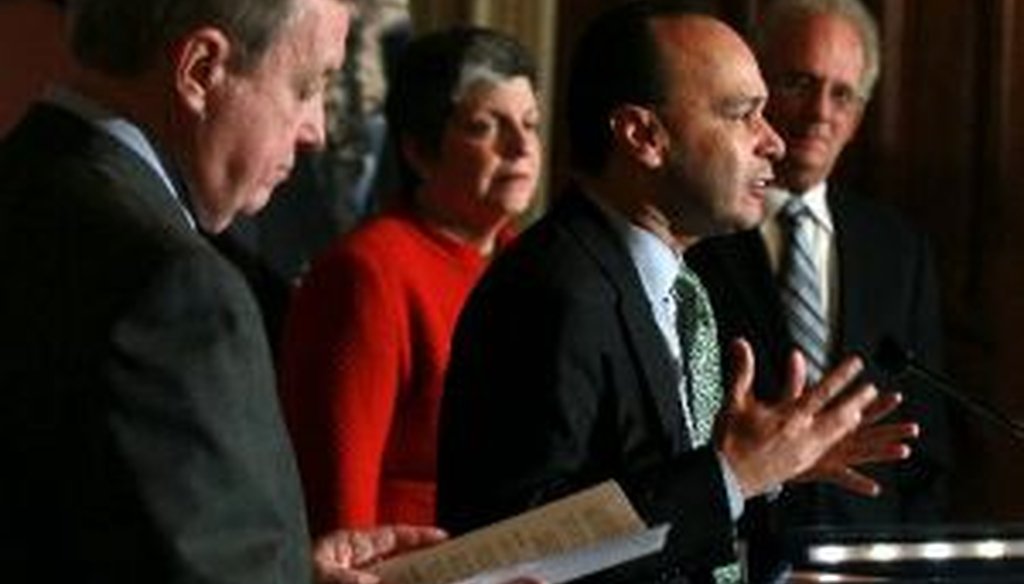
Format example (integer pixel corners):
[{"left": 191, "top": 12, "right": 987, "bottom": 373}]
[{"left": 779, "top": 198, "right": 829, "bottom": 383}]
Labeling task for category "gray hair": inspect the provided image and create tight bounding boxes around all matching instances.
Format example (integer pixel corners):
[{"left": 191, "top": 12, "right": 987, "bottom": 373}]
[
  {"left": 66, "top": 0, "right": 303, "bottom": 75},
  {"left": 760, "top": 0, "right": 881, "bottom": 99},
  {"left": 385, "top": 26, "right": 537, "bottom": 193}
]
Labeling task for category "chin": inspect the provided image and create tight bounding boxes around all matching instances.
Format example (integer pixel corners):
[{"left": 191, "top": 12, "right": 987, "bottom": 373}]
[
  {"left": 495, "top": 190, "right": 536, "bottom": 216},
  {"left": 244, "top": 188, "right": 276, "bottom": 215}
]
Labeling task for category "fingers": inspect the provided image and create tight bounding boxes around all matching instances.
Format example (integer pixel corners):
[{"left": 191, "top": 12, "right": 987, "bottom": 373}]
[
  {"left": 803, "top": 355, "right": 865, "bottom": 412},
  {"left": 313, "top": 533, "right": 381, "bottom": 584},
  {"left": 828, "top": 467, "right": 880, "bottom": 497},
  {"left": 313, "top": 526, "right": 448, "bottom": 584},
  {"left": 389, "top": 524, "right": 448, "bottom": 552},
  {"left": 313, "top": 525, "right": 447, "bottom": 572},
  {"left": 313, "top": 532, "right": 355, "bottom": 571},
  {"left": 783, "top": 349, "right": 807, "bottom": 401},
  {"left": 846, "top": 422, "right": 917, "bottom": 465},
  {"left": 862, "top": 391, "right": 903, "bottom": 425},
  {"left": 726, "top": 338, "right": 755, "bottom": 408},
  {"left": 357, "top": 525, "right": 446, "bottom": 566},
  {"left": 819, "top": 381, "right": 879, "bottom": 447}
]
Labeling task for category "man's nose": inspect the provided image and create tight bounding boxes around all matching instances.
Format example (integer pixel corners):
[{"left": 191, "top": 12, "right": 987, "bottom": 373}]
[
  {"left": 297, "top": 103, "right": 327, "bottom": 150},
  {"left": 758, "top": 117, "right": 786, "bottom": 161}
]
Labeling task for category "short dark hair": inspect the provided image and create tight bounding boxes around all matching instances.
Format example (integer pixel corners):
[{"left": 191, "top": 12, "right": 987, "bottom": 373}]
[
  {"left": 67, "top": 0, "right": 303, "bottom": 76},
  {"left": 567, "top": 0, "right": 714, "bottom": 175},
  {"left": 385, "top": 26, "right": 537, "bottom": 193}
]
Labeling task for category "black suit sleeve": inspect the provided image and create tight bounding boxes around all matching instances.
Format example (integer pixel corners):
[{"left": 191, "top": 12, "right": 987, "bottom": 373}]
[{"left": 102, "top": 250, "right": 310, "bottom": 583}]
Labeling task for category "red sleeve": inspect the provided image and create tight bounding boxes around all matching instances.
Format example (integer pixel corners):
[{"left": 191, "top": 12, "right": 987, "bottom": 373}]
[{"left": 278, "top": 241, "right": 404, "bottom": 534}]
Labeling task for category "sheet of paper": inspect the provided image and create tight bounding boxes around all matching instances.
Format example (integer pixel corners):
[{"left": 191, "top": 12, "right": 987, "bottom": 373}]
[
  {"left": 371, "top": 480, "right": 659, "bottom": 584},
  {"left": 450, "top": 524, "right": 669, "bottom": 584}
]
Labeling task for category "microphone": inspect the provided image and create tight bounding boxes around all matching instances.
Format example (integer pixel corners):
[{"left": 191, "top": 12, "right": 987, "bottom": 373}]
[{"left": 874, "top": 337, "right": 1024, "bottom": 442}]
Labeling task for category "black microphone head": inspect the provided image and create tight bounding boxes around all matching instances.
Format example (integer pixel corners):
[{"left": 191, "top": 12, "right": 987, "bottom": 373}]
[{"left": 874, "top": 336, "right": 911, "bottom": 376}]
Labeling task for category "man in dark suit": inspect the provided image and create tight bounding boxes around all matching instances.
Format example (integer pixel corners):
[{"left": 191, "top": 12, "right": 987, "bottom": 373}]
[
  {"left": 688, "top": 0, "right": 952, "bottom": 532},
  {"left": 437, "top": 2, "right": 917, "bottom": 582},
  {"left": 0, "top": 0, "right": 353, "bottom": 580}
]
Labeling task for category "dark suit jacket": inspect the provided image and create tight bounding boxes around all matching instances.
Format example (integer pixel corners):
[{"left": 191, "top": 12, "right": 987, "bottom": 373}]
[
  {"left": 438, "top": 189, "right": 736, "bottom": 584},
  {"left": 687, "top": 186, "right": 952, "bottom": 532},
  {"left": 0, "top": 104, "right": 311, "bottom": 582}
]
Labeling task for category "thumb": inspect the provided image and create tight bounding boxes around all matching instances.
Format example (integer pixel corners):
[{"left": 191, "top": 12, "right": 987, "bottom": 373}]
[{"left": 726, "top": 338, "right": 755, "bottom": 407}]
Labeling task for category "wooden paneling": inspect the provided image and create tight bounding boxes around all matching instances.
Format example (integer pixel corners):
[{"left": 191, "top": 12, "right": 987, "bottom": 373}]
[
  {"left": 0, "top": 0, "right": 72, "bottom": 136},
  {"left": 852, "top": 0, "right": 1024, "bottom": 521}
]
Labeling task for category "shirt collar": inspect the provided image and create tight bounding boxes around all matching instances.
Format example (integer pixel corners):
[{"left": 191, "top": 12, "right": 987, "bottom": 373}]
[
  {"left": 765, "top": 181, "right": 833, "bottom": 234},
  {"left": 588, "top": 194, "right": 680, "bottom": 303},
  {"left": 43, "top": 86, "right": 197, "bottom": 229}
]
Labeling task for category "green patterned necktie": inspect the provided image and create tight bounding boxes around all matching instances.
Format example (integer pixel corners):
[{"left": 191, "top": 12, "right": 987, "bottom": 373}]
[
  {"left": 674, "top": 263, "right": 743, "bottom": 583},
  {"left": 673, "top": 261, "right": 722, "bottom": 446}
]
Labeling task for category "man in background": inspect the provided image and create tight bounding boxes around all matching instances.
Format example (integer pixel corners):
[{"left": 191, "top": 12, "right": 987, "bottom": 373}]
[{"left": 689, "top": 0, "right": 951, "bottom": 533}]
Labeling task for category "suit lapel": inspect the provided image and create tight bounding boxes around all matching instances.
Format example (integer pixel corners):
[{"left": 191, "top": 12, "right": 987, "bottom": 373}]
[
  {"left": 830, "top": 188, "right": 870, "bottom": 356},
  {"left": 556, "top": 191, "right": 691, "bottom": 451},
  {"left": 728, "top": 231, "right": 787, "bottom": 354},
  {"left": 695, "top": 230, "right": 790, "bottom": 401}
]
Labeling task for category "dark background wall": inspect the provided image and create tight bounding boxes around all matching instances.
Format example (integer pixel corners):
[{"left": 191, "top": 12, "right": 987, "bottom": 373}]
[{"left": 0, "top": 0, "right": 72, "bottom": 136}]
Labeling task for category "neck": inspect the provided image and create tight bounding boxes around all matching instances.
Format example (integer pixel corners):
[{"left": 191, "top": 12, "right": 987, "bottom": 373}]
[
  {"left": 576, "top": 169, "right": 695, "bottom": 254},
  {"left": 413, "top": 197, "right": 507, "bottom": 256}
]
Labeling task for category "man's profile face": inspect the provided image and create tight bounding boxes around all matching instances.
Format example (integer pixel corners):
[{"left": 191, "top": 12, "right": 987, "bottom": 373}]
[
  {"left": 188, "top": 0, "right": 350, "bottom": 233},
  {"left": 763, "top": 13, "right": 866, "bottom": 193},
  {"left": 649, "top": 16, "right": 784, "bottom": 241}
]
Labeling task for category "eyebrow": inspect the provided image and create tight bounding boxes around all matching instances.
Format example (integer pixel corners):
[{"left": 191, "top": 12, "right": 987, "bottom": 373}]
[{"left": 716, "top": 94, "right": 766, "bottom": 113}]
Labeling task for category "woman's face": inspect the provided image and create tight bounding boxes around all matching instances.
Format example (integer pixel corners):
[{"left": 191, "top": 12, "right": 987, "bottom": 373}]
[{"left": 414, "top": 76, "right": 541, "bottom": 230}]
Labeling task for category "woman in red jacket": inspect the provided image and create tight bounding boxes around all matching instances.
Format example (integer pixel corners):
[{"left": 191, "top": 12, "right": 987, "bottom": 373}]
[{"left": 279, "top": 26, "right": 541, "bottom": 535}]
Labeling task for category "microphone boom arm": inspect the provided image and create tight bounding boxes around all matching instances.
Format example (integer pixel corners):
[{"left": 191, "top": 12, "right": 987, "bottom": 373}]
[{"left": 876, "top": 337, "right": 1024, "bottom": 443}]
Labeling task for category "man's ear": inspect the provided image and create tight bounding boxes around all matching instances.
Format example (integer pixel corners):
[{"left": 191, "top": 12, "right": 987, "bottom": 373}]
[
  {"left": 608, "top": 105, "right": 669, "bottom": 169},
  {"left": 172, "top": 27, "right": 233, "bottom": 118}
]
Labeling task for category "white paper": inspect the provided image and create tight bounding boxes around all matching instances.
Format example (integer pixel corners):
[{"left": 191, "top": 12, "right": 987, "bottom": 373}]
[
  {"left": 371, "top": 481, "right": 663, "bottom": 584},
  {"left": 451, "top": 524, "right": 670, "bottom": 584}
]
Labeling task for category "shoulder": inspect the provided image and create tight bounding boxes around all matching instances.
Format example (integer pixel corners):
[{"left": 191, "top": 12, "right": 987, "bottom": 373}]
[
  {"left": 311, "top": 212, "right": 436, "bottom": 273},
  {"left": 830, "top": 187, "right": 927, "bottom": 245},
  {"left": 481, "top": 197, "right": 624, "bottom": 307}
]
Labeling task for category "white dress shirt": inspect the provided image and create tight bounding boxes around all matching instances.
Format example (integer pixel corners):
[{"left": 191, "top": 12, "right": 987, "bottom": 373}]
[{"left": 761, "top": 182, "right": 838, "bottom": 353}]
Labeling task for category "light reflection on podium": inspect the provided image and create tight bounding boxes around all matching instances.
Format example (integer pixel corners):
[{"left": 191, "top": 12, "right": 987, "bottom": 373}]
[{"left": 778, "top": 525, "right": 1024, "bottom": 582}]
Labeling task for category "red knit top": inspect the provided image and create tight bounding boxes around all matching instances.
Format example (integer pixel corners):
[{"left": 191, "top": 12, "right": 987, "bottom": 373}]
[{"left": 278, "top": 210, "right": 501, "bottom": 534}]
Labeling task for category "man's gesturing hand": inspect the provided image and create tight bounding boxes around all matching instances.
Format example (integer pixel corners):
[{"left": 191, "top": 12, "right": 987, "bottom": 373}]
[{"left": 714, "top": 339, "right": 911, "bottom": 499}]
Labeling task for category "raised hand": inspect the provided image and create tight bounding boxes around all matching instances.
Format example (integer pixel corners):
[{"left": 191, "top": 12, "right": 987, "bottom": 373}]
[
  {"left": 793, "top": 374, "right": 918, "bottom": 496},
  {"left": 714, "top": 338, "right": 888, "bottom": 499}
]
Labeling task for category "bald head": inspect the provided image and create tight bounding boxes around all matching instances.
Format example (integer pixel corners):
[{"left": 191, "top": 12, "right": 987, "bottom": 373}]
[
  {"left": 567, "top": 1, "right": 712, "bottom": 176},
  {"left": 649, "top": 15, "right": 766, "bottom": 111}
]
